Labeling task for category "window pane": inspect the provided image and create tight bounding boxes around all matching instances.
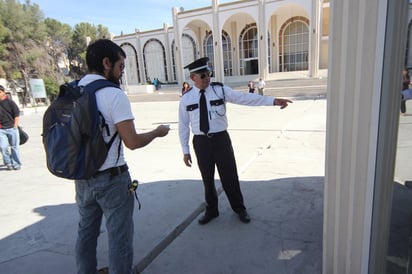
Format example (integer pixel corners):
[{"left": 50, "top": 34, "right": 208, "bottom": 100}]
[{"left": 282, "top": 21, "right": 309, "bottom": 71}]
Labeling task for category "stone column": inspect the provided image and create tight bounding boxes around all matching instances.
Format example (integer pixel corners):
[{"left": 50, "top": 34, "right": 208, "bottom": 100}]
[
  {"left": 172, "top": 7, "right": 184, "bottom": 85},
  {"left": 212, "top": 0, "right": 224, "bottom": 82},
  {"left": 163, "top": 23, "right": 172, "bottom": 82},
  {"left": 134, "top": 29, "right": 145, "bottom": 84},
  {"left": 308, "top": 0, "right": 321, "bottom": 77},
  {"left": 258, "top": 0, "right": 268, "bottom": 79},
  {"left": 231, "top": 21, "right": 239, "bottom": 75},
  {"left": 323, "top": 1, "right": 408, "bottom": 274},
  {"left": 270, "top": 15, "right": 278, "bottom": 73}
]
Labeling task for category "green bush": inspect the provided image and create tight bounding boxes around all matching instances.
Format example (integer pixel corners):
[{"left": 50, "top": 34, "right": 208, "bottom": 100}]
[{"left": 43, "top": 77, "right": 59, "bottom": 97}]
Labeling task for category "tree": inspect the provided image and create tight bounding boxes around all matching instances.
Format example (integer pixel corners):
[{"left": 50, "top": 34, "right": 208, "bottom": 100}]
[
  {"left": 97, "top": 24, "right": 111, "bottom": 40},
  {"left": 0, "top": 20, "right": 8, "bottom": 78},
  {"left": 0, "top": 0, "right": 49, "bottom": 104},
  {"left": 44, "top": 18, "right": 73, "bottom": 81},
  {"left": 0, "top": 0, "right": 112, "bottom": 101},
  {"left": 43, "top": 76, "right": 59, "bottom": 99},
  {"left": 69, "top": 22, "right": 110, "bottom": 77}
]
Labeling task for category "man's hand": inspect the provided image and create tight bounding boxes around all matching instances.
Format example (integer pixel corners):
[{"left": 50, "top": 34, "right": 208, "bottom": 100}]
[
  {"left": 274, "top": 98, "right": 293, "bottom": 109},
  {"left": 183, "top": 154, "right": 192, "bottom": 167},
  {"left": 156, "top": 124, "right": 170, "bottom": 137}
]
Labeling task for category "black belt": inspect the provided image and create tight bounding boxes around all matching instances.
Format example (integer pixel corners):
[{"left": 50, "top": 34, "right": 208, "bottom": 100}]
[
  {"left": 95, "top": 164, "right": 128, "bottom": 177},
  {"left": 197, "top": 130, "right": 226, "bottom": 138}
]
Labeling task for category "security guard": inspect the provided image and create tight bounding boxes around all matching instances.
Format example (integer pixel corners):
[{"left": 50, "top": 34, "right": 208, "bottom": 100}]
[{"left": 178, "top": 57, "right": 292, "bottom": 225}]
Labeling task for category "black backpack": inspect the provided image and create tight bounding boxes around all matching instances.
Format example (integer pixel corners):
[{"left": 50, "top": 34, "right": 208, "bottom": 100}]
[{"left": 42, "top": 79, "right": 120, "bottom": 180}]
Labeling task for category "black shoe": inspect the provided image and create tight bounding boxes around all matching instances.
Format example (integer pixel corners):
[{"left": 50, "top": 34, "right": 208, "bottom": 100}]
[
  {"left": 238, "top": 210, "right": 251, "bottom": 223},
  {"left": 198, "top": 212, "right": 219, "bottom": 225},
  {"left": 97, "top": 267, "right": 109, "bottom": 274}
]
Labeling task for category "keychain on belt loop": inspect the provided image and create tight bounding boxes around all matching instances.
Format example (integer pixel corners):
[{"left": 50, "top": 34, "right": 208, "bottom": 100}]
[{"left": 129, "top": 179, "right": 141, "bottom": 210}]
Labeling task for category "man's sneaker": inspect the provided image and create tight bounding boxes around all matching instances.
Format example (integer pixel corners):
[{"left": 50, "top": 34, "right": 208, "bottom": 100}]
[
  {"left": 6, "top": 165, "right": 13, "bottom": 170},
  {"left": 13, "top": 166, "right": 21, "bottom": 170}
]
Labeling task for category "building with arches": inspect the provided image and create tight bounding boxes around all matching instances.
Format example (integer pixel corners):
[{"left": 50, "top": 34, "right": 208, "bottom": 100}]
[{"left": 113, "top": 0, "right": 330, "bottom": 92}]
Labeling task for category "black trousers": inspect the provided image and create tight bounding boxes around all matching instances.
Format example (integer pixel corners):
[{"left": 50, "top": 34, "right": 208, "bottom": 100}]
[{"left": 193, "top": 131, "right": 246, "bottom": 214}]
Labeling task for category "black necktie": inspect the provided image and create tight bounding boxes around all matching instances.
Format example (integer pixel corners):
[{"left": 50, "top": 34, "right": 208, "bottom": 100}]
[{"left": 199, "top": 89, "right": 209, "bottom": 134}]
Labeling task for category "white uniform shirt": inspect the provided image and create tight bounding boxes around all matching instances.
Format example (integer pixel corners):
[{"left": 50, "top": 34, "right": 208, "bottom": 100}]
[
  {"left": 178, "top": 83, "right": 274, "bottom": 154},
  {"left": 79, "top": 74, "right": 134, "bottom": 171}
]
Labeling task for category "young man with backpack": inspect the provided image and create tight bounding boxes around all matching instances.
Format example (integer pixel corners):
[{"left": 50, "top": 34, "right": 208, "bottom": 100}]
[{"left": 74, "top": 39, "right": 169, "bottom": 274}]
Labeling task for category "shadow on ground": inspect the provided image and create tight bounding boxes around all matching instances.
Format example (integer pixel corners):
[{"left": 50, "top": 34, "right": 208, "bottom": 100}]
[
  {"left": 1, "top": 176, "right": 411, "bottom": 274},
  {"left": 387, "top": 182, "right": 412, "bottom": 274}
]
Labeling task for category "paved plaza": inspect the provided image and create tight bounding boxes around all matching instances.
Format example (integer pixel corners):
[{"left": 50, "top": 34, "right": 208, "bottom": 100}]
[{"left": 0, "top": 79, "right": 411, "bottom": 273}]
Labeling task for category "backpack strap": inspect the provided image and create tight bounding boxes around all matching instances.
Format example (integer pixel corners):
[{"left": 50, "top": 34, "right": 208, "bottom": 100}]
[
  {"left": 105, "top": 131, "right": 122, "bottom": 165},
  {"left": 84, "top": 79, "right": 120, "bottom": 93},
  {"left": 83, "top": 79, "right": 121, "bottom": 136},
  {"left": 84, "top": 79, "right": 123, "bottom": 162}
]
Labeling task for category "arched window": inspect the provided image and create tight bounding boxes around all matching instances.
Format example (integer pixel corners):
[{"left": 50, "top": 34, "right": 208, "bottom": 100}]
[
  {"left": 239, "top": 23, "right": 258, "bottom": 75},
  {"left": 182, "top": 34, "right": 197, "bottom": 79},
  {"left": 120, "top": 43, "right": 140, "bottom": 85},
  {"left": 281, "top": 20, "right": 309, "bottom": 71},
  {"left": 203, "top": 31, "right": 214, "bottom": 72},
  {"left": 172, "top": 34, "right": 197, "bottom": 81},
  {"left": 143, "top": 39, "right": 167, "bottom": 83},
  {"left": 222, "top": 30, "right": 233, "bottom": 76},
  {"left": 202, "top": 31, "right": 233, "bottom": 76}
]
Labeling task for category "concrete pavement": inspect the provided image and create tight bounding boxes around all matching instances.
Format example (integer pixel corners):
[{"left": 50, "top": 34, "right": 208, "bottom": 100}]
[{"left": 0, "top": 79, "right": 411, "bottom": 273}]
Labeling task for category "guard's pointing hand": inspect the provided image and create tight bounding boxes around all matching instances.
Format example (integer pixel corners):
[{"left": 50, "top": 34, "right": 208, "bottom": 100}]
[{"left": 275, "top": 98, "right": 293, "bottom": 109}]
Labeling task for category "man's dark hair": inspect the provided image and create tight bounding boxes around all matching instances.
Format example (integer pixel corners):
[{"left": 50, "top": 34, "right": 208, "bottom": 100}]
[{"left": 86, "top": 39, "right": 126, "bottom": 74}]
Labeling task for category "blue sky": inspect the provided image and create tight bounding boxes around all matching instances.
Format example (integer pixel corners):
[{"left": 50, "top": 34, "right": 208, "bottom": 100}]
[{"left": 29, "top": 0, "right": 235, "bottom": 36}]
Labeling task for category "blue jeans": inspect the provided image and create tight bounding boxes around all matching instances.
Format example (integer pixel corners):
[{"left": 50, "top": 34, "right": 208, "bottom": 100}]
[
  {"left": 0, "top": 127, "right": 21, "bottom": 168},
  {"left": 75, "top": 171, "right": 134, "bottom": 274}
]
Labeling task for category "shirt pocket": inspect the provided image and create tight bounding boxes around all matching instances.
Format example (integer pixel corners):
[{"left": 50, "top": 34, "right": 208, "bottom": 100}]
[
  {"left": 210, "top": 99, "right": 225, "bottom": 118},
  {"left": 186, "top": 103, "right": 199, "bottom": 121},
  {"left": 186, "top": 104, "right": 198, "bottom": 111}
]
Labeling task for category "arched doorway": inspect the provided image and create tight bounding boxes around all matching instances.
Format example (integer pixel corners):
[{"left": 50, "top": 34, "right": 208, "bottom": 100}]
[
  {"left": 279, "top": 17, "right": 309, "bottom": 72},
  {"left": 239, "top": 23, "right": 258, "bottom": 75},
  {"left": 120, "top": 43, "right": 140, "bottom": 86},
  {"left": 143, "top": 39, "right": 167, "bottom": 83},
  {"left": 203, "top": 30, "right": 233, "bottom": 76}
]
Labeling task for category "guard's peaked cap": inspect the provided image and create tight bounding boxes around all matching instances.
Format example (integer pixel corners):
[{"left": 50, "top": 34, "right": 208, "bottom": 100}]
[{"left": 184, "top": 57, "right": 211, "bottom": 73}]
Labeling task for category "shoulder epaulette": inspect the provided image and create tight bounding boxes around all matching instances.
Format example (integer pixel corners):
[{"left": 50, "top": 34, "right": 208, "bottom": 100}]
[
  {"left": 211, "top": 82, "right": 224, "bottom": 86},
  {"left": 182, "top": 87, "right": 192, "bottom": 96}
]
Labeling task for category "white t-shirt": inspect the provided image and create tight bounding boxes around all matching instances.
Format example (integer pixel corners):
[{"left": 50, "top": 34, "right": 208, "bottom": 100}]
[
  {"left": 258, "top": 80, "right": 266, "bottom": 89},
  {"left": 78, "top": 74, "right": 134, "bottom": 170}
]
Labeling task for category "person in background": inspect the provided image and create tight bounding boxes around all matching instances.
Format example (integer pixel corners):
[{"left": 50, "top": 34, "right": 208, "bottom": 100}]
[
  {"left": 153, "top": 78, "right": 161, "bottom": 90},
  {"left": 181, "top": 81, "right": 191, "bottom": 97},
  {"left": 0, "top": 84, "right": 21, "bottom": 170},
  {"left": 401, "top": 68, "right": 411, "bottom": 115},
  {"left": 153, "top": 78, "right": 158, "bottom": 90},
  {"left": 258, "top": 78, "right": 266, "bottom": 95},
  {"left": 178, "top": 57, "right": 292, "bottom": 225},
  {"left": 248, "top": 80, "right": 255, "bottom": 93},
  {"left": 75, "top": 39, "right": 169, "bottom": 274}
]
